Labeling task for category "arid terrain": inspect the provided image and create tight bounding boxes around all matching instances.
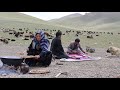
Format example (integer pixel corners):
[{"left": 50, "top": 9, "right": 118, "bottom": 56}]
[{"left": 0, "top": 12, "right": 120, "bottom": 78}]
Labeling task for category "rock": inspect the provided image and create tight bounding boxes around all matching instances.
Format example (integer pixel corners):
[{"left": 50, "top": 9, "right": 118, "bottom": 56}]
[
  {"left": 54, "top": 72, "right": 68, "bottom": 78},
  {"left": 56, "top": 63, "right": 63, "bottom": 65}
]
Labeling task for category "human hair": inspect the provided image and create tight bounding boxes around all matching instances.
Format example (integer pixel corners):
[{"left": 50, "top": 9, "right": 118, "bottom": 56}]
[
  {"left": 75, "top": 38, "right": 80, "bottom": 42},
  {"left": 56, "top": 31, "right": 62, "bottom": 37},
  {"left": 35, "top": 33, "right": 40, "bottom": 36}
]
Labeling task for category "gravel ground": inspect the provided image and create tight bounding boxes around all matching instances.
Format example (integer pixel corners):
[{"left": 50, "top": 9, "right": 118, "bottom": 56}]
[{"left": 0, "top": 43, "right": 120, "bottom": 78}]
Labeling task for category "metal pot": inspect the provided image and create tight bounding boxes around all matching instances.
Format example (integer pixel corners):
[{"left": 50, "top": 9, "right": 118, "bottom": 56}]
[
  {"left": 0, "top": 56, "right": 24, "bottom": 66},
  {"left": 0, "top": 56, "right": 30, "bottom": 74}
]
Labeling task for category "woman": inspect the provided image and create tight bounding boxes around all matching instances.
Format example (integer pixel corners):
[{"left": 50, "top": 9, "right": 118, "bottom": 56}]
[{"left": 26, "top": 30, "right": 52, "bottom": 67}]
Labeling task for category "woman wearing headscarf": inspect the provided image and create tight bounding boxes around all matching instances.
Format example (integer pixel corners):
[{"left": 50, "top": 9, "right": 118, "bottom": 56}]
[{"left": 26, "top": 30, "right": 52, "bottom": 67}]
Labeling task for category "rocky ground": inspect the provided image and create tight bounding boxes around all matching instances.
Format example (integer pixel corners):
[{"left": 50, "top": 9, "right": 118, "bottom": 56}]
[{"left": 0, "top": 42, "right": 120, "bottom": 78}]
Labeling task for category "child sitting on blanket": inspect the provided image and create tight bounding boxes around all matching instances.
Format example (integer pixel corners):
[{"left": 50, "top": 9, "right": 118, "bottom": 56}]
[{"left": 67, "top": 38, "right": 87, "bottom": 55}]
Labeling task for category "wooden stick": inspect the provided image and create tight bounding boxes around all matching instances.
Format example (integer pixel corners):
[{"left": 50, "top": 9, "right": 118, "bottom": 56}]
[
  {"left": 21, "top": 55, "right": 39, "bottom": 59},
  {"left": 29, "top": 70, "right": 50, "bottom": 74}
]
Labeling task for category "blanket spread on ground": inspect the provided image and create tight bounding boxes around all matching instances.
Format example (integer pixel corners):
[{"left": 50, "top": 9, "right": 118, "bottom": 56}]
[{"left": 60, "top": 53, "right": 101, "bottom": 62}]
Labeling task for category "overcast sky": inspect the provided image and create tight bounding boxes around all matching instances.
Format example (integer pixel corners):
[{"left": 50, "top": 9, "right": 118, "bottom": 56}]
[{"left": 20, "top": 12, "right": 90, "bottom": 20}]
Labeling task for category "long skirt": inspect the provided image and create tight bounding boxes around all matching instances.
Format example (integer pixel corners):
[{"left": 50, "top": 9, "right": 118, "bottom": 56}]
[{"left": 25, "top": 51, "right": 52, "bottom": 67}]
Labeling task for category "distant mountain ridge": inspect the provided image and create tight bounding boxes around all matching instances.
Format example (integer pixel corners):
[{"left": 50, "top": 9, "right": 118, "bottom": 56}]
[
  {"left": 48, "top": 12, "right": 120, "bottom": 32},
  {"left": 0, "top": 12, "right": 120, "bottom": 32}
]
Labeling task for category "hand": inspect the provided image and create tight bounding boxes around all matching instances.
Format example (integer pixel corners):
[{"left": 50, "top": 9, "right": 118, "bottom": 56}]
[
  {"left": 72, "top": 50, "right": 77, "bottom": 54},
  {"left": 84, "top": 52, "right": 88, "bottom": 55},
  {"left": 64, "top": 52, "right": 68, "bottom": 55},
  {"left": 35, "top": 55, "right": 40, "bottom": 59}
]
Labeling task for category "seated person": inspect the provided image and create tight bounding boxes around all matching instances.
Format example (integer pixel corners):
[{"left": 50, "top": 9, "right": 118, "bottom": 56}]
[
  {"left": 67, "top": 38, "right": 87, "bottom": 55},
  {"left": 50, "top": 31, "right": 69, "bottom": 59},
  {"left": 26, "top": 30, "right": 52, "bottom": 67}
]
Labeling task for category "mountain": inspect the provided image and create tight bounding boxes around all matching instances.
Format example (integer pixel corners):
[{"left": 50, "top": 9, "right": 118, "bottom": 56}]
[
  {"left": 0, "top": 12, "right": 120, "bottom": 32},
  {"left": 0, "top": 12, "right": 46, "bottom": 24},
  {"left": 49, "top": 12, "right": 120, "bottom": 32},
  {"left": 0, "top": 12, "right": 77, "bottom": 31},
  {"left": 49, "top": 13, "right": 82, "bottom": 22}
]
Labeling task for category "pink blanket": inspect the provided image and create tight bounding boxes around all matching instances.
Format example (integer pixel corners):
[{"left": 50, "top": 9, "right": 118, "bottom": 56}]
[{"left": 60, "top": 53, "right": 101, "bottom": 62}]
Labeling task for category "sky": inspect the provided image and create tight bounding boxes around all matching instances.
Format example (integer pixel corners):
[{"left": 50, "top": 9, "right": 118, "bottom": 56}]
[{"left": 20, "top": 12, "right": 90, "bottom": 21}]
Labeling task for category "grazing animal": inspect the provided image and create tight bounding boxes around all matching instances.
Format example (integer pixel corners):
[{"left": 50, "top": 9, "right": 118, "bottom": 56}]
[
  {"left": 19, "top": 29, "right": 22, "bottom": 31},
  {"left": 87, "top": 35, "right": 93, "bottom": 39},
  {"left": 30, "top": 34, "right": 34, "bottom": 39},
  {"left": 24, "top": 35, "right": 30, "bottom": 38},
  {"left": 6, "top": 38, "right": 10, "bottom": 41},
  {"left": 107, "top": 46, "right": 120, "bottom": 56},
  {"left": 26, "top": 30, "right": 28, "bottom": 33},
  {"left": 75, "top": 34, "right": 78, "bottom": 37},
  {"left": 15, "top": 32, "right": 20, "bottom": 37},
  {"left": 11, "top": 39, "right": 16, "bottom": 41},
  {"left": 24, "top": 38, "right": 29, "bottom": 40},
  {"left": 19, "top": 34, "right": 23, "bottom": 37},
  {"left": 48, "top": 37, "right": 53, "bottom": 39},
  {"left": 3, "top": 39, "right": 8, "bottom": 44},
  {"left": 9, "top": 32, "right": 13, "bottom": 35}
]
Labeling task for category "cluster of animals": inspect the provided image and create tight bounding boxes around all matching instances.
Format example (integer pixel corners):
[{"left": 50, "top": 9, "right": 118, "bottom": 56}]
[
  {"left": 0, "top": 27, "right": 120, "bottom": 57},
  {"left": 63, "top": 30, "right": 118, "bottom": 39},
  {"left": 0, "top": 37, "right": 9, "bottom": 44},
  {"left": 0, "top": 28, "right": 35, "bottom": 44},
  {"left": 0, "top": 28, "right": 55, "bottom": 44}
]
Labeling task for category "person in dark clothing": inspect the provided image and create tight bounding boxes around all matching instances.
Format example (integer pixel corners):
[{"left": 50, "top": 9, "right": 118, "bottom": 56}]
[
  {"left": 26, "top": 30, "right": 52, "bottom": 67},
  {"left": 50, "top": 31, "right": 69, "bottom": 59},
  {"left": 67, "top": 38, "right": 87, "bottom": 54}
]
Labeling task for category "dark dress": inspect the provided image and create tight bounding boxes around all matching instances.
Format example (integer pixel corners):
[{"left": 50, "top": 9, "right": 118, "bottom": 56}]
[
  {"left": 50, "top": 37, "right": 69, "bottom": 59},
  {"left": 26, "top": 40, "right": 52, "bottom": 67}
]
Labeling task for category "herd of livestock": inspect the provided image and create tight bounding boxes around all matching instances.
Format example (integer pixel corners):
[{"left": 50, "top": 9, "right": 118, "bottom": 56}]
[{"left": 0, "top": 27, "right": 120, "bottom": 44}]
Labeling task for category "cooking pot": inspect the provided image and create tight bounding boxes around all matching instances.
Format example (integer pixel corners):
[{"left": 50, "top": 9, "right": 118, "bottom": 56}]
[{"left": 0, "top": 56, "right": 24, "bottom": 66}]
